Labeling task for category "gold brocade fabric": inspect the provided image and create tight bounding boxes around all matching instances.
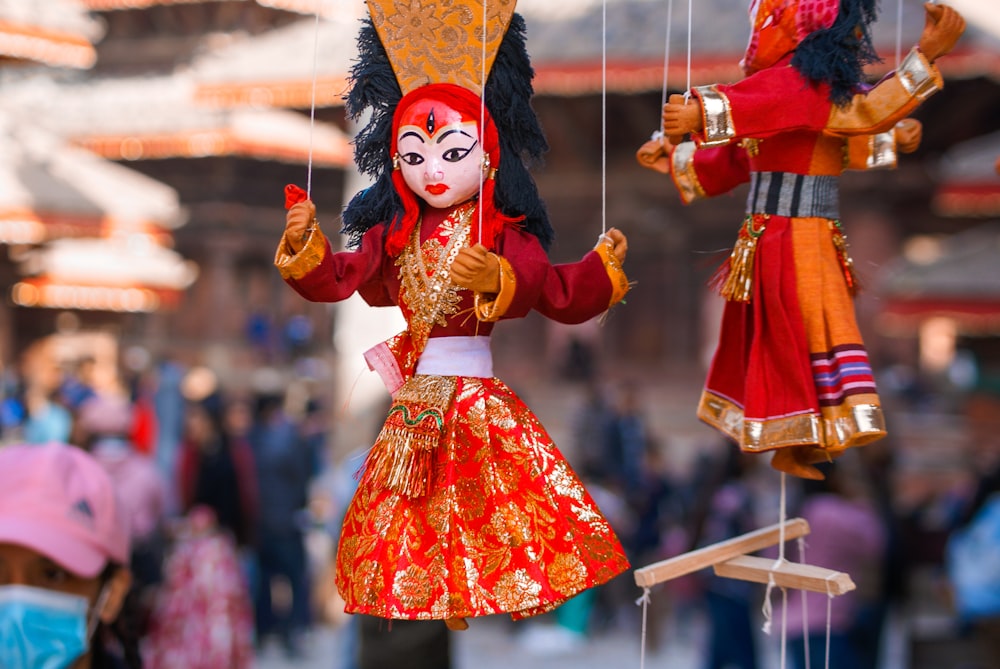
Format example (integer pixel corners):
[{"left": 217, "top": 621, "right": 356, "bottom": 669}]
[{"left": 335, "top": 377, "right": 630, "bottom": 620}]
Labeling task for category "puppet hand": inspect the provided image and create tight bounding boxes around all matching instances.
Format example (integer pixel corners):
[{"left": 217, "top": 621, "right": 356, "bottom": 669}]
[
  {"left": 636, "top": 136, "right": 672, "bottom": 174},
  {"left": 662, "top": 93, "right": 702, "bottom": 144},
  {"left": 599, "top": 228, "right": 628, "bottom": 263},
  {"left": 450, "top": 244, "right": 500, "bottom": 293},
  {"left": 895, "top": 118, "right": 923, "bottom": 154},
  {"left": 284, "top": 200, "right": 316, "bottom": 254},
  {"left": 918, "top": 3, "right": 965, "bottom": 62}
]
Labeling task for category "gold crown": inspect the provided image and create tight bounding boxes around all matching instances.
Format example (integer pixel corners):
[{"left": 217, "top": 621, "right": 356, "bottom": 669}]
[{"left": 366, "top": 0, "right": 517, "bottom": 96}]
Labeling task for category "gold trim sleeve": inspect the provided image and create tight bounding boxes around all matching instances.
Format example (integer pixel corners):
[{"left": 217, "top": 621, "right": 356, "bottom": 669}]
[
  {"left": 898, "top": 47, "right": 940, "bottom": 99},
  {"left": 844, "top": 132, "right": 898, "bottom": 171},
  {"left": 670, "top": 141, "right": 707, "bottom": 204},
  {"left": 827, "top": 49, "right": 942, "bottom": 135},
  {"left": 473, "top": 254, "right": 516, "bottom": 322},
  {"left": 694, "top": 85, "right": 736, "bottom": 148},
  {"left": 594, "top": 240, "right": 630, "bottom": 308},
  {"left": 274, "top": 223, "right": 328, "bottom": 281}
]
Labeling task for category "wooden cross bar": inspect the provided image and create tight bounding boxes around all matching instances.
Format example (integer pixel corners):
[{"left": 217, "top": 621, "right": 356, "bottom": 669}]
[{"left": 633, "top": 517, "right": 855, "bottom": 595}]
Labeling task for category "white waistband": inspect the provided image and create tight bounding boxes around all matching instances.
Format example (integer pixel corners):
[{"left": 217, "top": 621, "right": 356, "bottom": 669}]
[{"left": 416, "top": 336, "right": 494, "bottom": 378}]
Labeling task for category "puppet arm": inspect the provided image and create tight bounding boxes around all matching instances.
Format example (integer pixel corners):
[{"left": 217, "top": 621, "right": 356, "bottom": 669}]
[
  {"left": 843, "top": 118, "right": 923, "bottom": 171},
  {"left": 670, "top": 140, "right": 752, "bottom": 203},
  {"left": 275, "top": 222, "right": 393, "bottom": 306},
  {"left": 826, "top": 48, "right": 943, "bottom": 137}
]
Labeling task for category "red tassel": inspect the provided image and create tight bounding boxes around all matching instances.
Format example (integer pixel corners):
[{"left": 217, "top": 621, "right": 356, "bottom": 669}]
[{"left": 284, "top": 184, "right": 307, "bottom": 210}]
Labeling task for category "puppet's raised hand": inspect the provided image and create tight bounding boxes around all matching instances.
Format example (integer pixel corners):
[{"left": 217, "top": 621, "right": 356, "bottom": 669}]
[
  {"left": 450, "top": 244, "right": 501, "bottom": 294},
  {"left": 284, "top": 200, "right": 316, "bottom": 255},
  {"left": 662, "top": 93, "right": 703, "bottom": 145},
  {"left": 918, "top": 3, "right": 965, "bottom": 62},
  {"left": 895, "top": 118, "right": 923, "bottom": 154},
  {"left": 636, "top": 136, "right": 672, "bottom": 174},
  {"left": 599, "top": 228, "right": 628, "bottom": 264}
]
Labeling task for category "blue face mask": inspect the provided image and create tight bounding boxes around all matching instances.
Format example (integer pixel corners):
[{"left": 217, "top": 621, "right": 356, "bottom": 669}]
[{"left": 0, "top": 585, "right": 91, "bottom": 669}]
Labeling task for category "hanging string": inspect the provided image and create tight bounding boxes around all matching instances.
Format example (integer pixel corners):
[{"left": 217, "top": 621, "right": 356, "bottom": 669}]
[
  {"left": 478, "top": 0, "right": 488, "bottom": 245},
  {"left": 657, "top": 0, "right": 675, "bottom": 138},
  {"left": 635, "top": 587, "right": 652, "bottom": 669},
  {"left": 683, "top": 0, "right": 693, "bottom": 100},
  {"left": 762, "top": 473, "right": 789, "bottom": 635},
  {"left": 601, "top": 0, "right": 607, "bottom": 235},
  {"left": 305, "top": 1, "right": 322, "bottom": 199},
  {"left": 894, "top": 0, "right": 903, "bottom": 67},
  {"left": 799, "top": 536, "right": 812, "bottom": 669},
  {"left": 824, "top": 574, "right": 837, "bottom": 669}
]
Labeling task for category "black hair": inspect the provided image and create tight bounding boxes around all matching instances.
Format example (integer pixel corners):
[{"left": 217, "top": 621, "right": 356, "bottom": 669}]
[
  {"left": 340, "top": 13, "right": 554, "bottom": 251},
  {"left": 791, "top": 0, "right": 881, "bottom": 106},
  {"left": 91, "top": 564, "right": 143, "bottom": 669}
]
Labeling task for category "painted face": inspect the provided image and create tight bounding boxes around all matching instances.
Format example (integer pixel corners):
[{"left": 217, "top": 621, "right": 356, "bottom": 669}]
[{"left": 395, "top": 98, "right": 485, "bottom": 209}]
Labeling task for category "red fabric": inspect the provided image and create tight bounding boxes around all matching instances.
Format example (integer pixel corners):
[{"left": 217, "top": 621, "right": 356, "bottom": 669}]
[
  {"left": 336, "top": 376, "right": 629, "bottom": 620},
  {"left": 129, "top": 397, "right": 157, "bottom": 456},
  {"left": 705, "top": 215, "right": 817, "bottom": 425},
  {"left": 145, "top": 527, "right": 255, "bottom": 669},
  {"left": 284, "top": 208, "right": 613, "bottom": 333}
]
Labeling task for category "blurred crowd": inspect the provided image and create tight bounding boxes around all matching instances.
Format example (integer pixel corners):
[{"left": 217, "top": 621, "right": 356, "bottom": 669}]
[
  {"left": 0, "top": 352, "right": 323, "bottom": 667},
  {"left": 2, "top": 348, "right": 1000, "bottom": 669}
]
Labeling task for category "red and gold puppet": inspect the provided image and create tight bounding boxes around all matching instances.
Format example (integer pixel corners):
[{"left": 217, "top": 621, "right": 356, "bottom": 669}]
[
  {"left": 276, "top": 1, "right": 630, "bottom": 629},
  {"left": 637, "top": 1, "right": 965, "bottom": 479}
]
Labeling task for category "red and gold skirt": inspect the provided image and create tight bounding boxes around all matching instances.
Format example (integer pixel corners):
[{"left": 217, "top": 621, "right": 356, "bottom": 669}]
[
  {"left": 335, "top": 375, "right": 629, "bottom": 621},
  {"left": 699, "top": 215, "right": 886, "bottom": 472}
]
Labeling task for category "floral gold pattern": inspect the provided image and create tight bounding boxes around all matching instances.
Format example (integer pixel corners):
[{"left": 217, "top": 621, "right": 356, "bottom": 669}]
[
  {"left": 336, "top": 376, "right": 630, "bottom": 620},
  {"left": 366, "top": 0, "right": 517, "bottom": 95}
]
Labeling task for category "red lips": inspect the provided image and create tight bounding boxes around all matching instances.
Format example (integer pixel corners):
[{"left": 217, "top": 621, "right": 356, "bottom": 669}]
[{"left": 425, "top": 184, "right": 449, "bottom": 195}]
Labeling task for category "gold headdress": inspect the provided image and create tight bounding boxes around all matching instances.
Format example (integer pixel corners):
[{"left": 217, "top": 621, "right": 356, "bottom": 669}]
[{"left": 365, "top": 0, "right": 517, "bottom": 95}]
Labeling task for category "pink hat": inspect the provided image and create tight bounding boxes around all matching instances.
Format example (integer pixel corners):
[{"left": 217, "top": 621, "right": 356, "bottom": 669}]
[{"left": 0, "top": 443, "right": 130, "bottom": 578}]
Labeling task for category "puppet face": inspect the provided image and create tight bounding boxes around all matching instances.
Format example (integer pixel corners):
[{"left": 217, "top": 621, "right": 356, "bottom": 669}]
[{"left": 395, "top": 98, "right": 485, "bottom": 210}]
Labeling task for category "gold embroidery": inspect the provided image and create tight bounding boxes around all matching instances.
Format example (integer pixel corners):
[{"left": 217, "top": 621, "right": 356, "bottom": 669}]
[{"left": 396, "top": 203, "right": 474, "bottom": 349}]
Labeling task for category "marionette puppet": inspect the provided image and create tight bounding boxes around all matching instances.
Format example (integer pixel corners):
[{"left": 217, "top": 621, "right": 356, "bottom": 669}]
[
  {"left": 276, "top": 1, "right": 631, "bottom": 631},
  {"left": 636, "top": 0, "right": 966, "bottom": 480}
]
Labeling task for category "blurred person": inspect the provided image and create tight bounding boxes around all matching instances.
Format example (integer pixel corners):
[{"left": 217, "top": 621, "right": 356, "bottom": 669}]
[
  {"left": 178, "top": 395, "right": 259, "bottom": 549},
  {"left": 784, "top": 457, "right": 887, "bottom": 669},
  {"left": 76, "top": 392, "right": 169, "bottom": 632},
  {"left": 249, "top": 391, "right": 315, "bottom": 658},
  {"left": 689, "top": 445, "right": 761, "bottom": 669},
  {"left": 602, "top": 381, "right": 649, "bottom": 494},
  {"left": 0, "top": 442, "right": 138, "bottom": 668},
  {"left": 60, "top": 356, "right": 97, "bottom": 413},
  {"left": 144, "top": 506, "right": 255, "bottom": 669},
  {"left": 22, "top": 386, "right": 73, "bottom": 445}
]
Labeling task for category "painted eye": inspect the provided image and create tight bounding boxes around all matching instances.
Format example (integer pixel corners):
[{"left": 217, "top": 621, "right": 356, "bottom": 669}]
[
  {"left": 400, "top": 152, "right": 423, "bottom": 166},
  {"left": 442, "top": 146, "right": 473, "bottom": 163}
]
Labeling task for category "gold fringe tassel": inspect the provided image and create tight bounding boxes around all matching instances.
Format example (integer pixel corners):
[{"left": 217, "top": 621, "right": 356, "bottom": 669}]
[
  {"left": 363, "top": 409, "right": 444, "bottom": 498},
  {"left": 719, "top": 214, "right": 767, "bottom": 303},
  {"left": 829, "top": 220, "right": 861, "bottom": 296}
]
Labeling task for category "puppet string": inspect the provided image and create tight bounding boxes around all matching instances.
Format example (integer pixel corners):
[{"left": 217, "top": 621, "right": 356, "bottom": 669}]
[
  {"left": 763, "top": 473, "right": 790, "bottom": 635},
  {"left": 798, "top": 535, "right": 812, "bottom": 669},
  {"left": 894, "top": 0, "right": 903, "bottom": 67},
  {"left": 657, "top": 0, "right": 675, "bottom": 138},
  {"left": 636, "top": 587, "right": 652, "bottom": 669},
  {"left": 685, "top": 0, "right": 692, "bottom": 93},
  {"left": 824, "top": 573, "right": 837, "bottom": 669},
  {"left": 478, "top": 0, "right": 488, "bottom": 245},
  {"left": 305, "top": 2, "right": 322, "bottom": 199},
  {"left": 601, "top": 0, "right": 607, "bottom": 235}
]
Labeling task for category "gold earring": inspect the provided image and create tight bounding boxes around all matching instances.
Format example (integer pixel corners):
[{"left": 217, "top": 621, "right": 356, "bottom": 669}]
[{"left": 392, "top": 153, "right": 401, "bottom": 170}]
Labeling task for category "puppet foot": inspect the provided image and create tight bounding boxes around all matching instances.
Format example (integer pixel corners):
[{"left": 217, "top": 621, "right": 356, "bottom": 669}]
[
  {"left": 445, "top": 617, "right": 469, "bottom": 631},
  {"left": 770, "top": 448, "right": 825, "bottom": 480}
]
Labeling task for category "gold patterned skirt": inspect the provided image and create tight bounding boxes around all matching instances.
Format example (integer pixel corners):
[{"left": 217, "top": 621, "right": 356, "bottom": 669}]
[{"left": 334, "top": 375, "right": 630, "bottom": 621}]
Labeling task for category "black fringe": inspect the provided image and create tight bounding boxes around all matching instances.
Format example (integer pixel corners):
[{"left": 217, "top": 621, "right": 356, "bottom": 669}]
[
  {"left": 340, "top": 14, "right": 554, "bottom": 251},
  {"left": 791, "top": 0, "right": 881, "bottom": 107}
]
